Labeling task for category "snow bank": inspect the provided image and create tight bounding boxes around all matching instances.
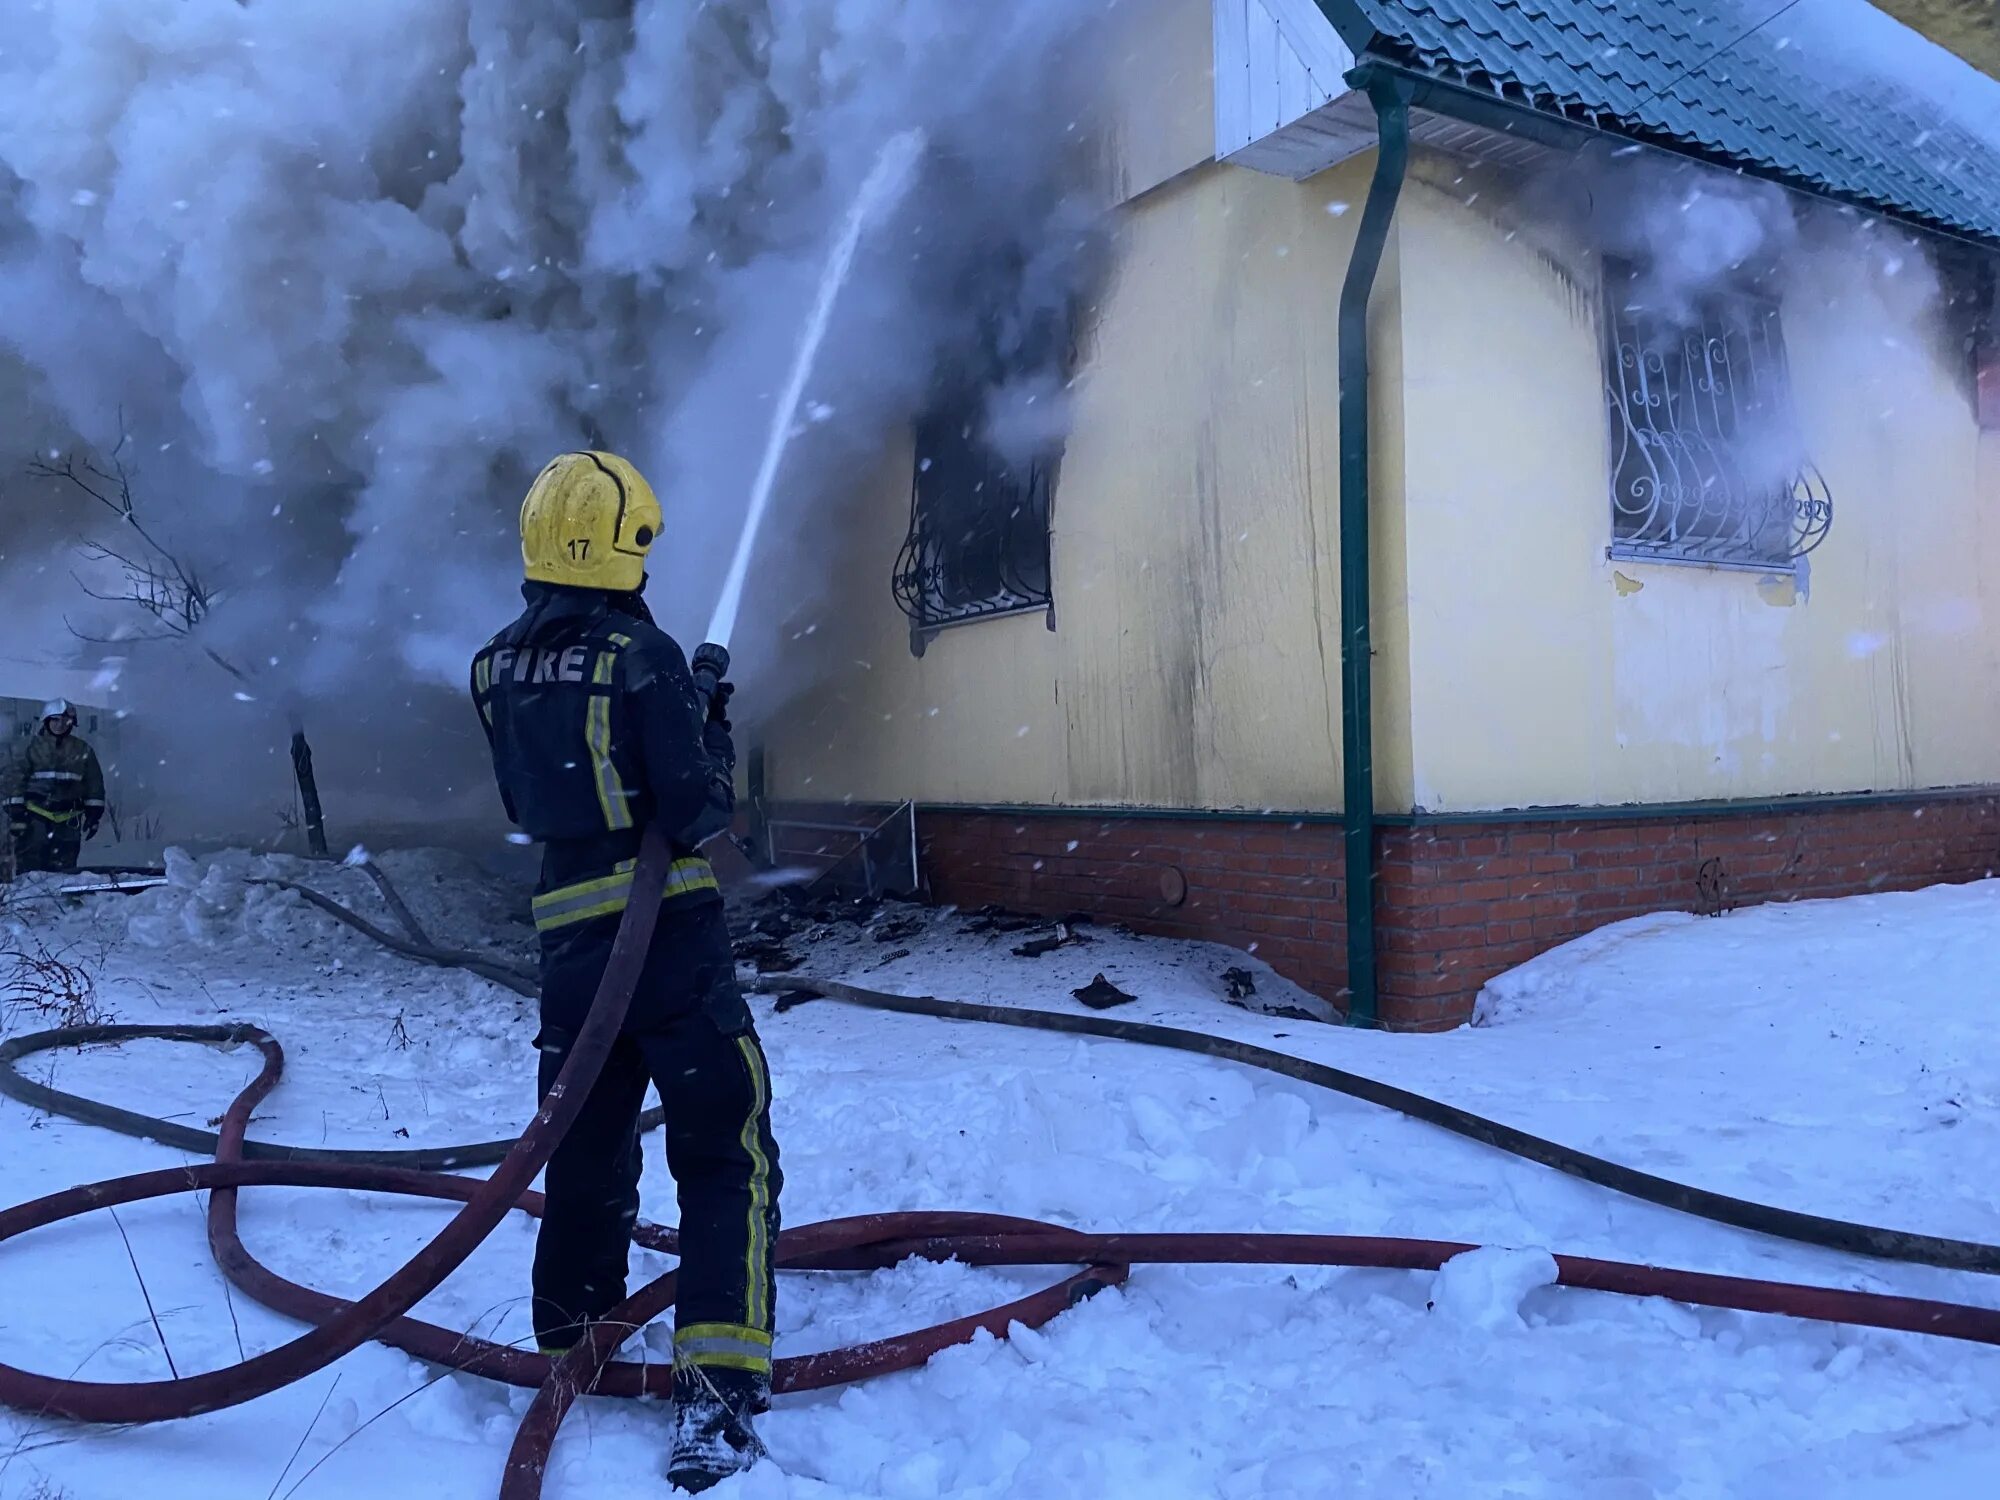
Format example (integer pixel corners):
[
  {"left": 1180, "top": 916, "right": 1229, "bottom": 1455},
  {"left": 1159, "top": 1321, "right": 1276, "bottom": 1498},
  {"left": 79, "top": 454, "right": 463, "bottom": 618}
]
[{"left": 116, "top": 846, "right": 533, "bottom": 967}]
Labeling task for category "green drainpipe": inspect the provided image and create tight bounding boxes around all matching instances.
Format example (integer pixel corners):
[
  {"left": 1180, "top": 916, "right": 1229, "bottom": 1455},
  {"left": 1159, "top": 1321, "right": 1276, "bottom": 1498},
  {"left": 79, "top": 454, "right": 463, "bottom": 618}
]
[{"left": 1336, "top": 70, "right": 1411, "bottom": 1029}]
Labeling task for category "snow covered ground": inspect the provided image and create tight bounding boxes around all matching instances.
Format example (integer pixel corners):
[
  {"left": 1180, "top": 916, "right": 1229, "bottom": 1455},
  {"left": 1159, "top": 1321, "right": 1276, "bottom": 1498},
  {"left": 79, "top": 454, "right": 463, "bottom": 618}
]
[{"left": 3, "top": 853, "right": 1999, "bottom": 1498}]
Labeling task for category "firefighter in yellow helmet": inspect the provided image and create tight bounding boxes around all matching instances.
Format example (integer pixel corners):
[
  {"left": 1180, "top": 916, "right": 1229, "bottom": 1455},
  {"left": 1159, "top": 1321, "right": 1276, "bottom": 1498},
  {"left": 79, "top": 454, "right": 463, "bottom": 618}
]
[
  {"left": 4, "top": 699, "right": 106, "bottom": 876},
  {"left": 470, "top": 452, "right": 779, "bottom": 1492}
]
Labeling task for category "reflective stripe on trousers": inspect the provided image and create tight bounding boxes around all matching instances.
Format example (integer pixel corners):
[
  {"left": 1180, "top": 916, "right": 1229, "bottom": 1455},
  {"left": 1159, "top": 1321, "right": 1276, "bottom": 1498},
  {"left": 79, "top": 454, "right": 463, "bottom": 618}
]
[
  {"left": 672, "top": 1035, "right": 775, "bottom": 1375},
  {"left": 530, "top": 856, "right": 719, "bottom": 931},
  {"left": 735, "top": 1035, "right": 774, "bottom": 1335},
  {"left": 672, "top": 1321, "right": 772, "bottom": 1376}
]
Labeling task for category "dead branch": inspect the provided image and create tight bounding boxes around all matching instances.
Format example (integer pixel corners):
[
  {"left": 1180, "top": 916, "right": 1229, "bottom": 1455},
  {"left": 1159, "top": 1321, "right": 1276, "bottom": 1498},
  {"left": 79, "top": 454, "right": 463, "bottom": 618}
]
[
  {"left": 31, "top": 444, "right": 183, "bottom": 573},
  {"left": 203, "top": 646, "right": 252, "bottom": 685},
  {"left": 61, "top": 616, "right": 184, "bottom": 648},
  {"left": 33, "top": 443, "right": 219, "bottom": 641}
]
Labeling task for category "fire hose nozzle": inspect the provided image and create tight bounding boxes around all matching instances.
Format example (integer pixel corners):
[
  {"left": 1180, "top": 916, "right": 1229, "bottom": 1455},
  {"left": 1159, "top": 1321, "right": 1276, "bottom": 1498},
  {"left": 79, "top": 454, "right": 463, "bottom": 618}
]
[{"left": 691, "top": 642, "right": 731, "bottom": 707}]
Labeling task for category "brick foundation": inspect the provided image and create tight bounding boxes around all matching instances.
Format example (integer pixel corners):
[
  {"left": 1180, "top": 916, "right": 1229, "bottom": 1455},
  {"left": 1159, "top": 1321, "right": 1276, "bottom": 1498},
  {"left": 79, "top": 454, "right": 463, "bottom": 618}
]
[
  {"left": 914, "top": 811, "right": 1349, "bottom": 1002},
  {"left": 888, "top": 793, "right": 2000, "bottom": 1031}
]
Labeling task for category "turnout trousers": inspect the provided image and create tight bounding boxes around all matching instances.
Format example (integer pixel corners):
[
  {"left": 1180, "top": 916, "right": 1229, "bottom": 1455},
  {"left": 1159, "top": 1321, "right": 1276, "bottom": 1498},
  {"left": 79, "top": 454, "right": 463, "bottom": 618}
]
[
  {"left": 530, "top": 898, "right": 782, "bottom": 1394},
  {"left": 11, "top": 817, "right": 81, "bottom": 875}
]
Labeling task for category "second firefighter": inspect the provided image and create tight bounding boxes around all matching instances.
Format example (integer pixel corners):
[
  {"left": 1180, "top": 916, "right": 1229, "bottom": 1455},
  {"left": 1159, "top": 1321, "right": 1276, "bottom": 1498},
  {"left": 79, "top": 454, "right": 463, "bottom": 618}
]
[{"left": 4, "top": 700, "right": 106, "bottom": 876}]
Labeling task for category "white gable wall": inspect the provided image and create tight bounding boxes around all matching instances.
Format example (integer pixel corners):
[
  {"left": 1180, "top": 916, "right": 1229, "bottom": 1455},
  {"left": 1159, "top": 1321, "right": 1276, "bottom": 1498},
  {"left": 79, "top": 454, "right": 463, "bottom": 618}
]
[{"left": 1214, "top": 0, "right": 1373, "bottom": 179}]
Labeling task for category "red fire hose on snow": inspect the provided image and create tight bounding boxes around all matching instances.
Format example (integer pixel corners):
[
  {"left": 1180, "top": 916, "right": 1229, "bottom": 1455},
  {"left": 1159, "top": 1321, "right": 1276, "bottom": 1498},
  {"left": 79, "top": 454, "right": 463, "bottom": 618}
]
[{"left": 3, "top": 830, "right": 2000, "bottom": 1497}]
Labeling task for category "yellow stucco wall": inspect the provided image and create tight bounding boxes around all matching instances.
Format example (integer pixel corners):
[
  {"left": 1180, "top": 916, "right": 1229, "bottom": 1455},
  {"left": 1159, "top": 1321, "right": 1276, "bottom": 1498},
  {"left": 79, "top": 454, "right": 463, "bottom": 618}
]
[
  {"left": 768, "top": 112, "right": 2000, "bottom": 818},
  {"left": 1392, "top": 170, "right": 2000, "bottom": 811},
  {"left": 764, "top": 152, "right": 1399, "bottom": 811}
]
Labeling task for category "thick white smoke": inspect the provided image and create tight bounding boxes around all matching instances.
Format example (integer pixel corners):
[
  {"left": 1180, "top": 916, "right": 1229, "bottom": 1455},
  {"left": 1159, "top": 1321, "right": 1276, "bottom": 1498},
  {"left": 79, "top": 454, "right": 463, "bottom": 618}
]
[{"left": 0, "top": 0, "right": 1127, "bottom": 838}]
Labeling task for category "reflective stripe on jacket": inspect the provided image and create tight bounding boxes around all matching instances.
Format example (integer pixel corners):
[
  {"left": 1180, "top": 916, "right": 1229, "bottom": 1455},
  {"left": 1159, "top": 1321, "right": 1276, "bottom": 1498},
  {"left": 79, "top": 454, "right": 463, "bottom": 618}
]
[
  {"left": 2, "top": 731, "right": 104, "bottom": 818},
  {"left": 471, "top": 584, "right": 736, "bottom": 928}
]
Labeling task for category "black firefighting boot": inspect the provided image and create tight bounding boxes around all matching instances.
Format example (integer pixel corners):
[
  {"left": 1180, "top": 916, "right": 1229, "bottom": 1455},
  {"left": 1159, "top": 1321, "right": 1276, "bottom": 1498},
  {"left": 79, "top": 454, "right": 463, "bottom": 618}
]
[{"left": 666, "top": 1365, "right": 765, "bottom": 1492}]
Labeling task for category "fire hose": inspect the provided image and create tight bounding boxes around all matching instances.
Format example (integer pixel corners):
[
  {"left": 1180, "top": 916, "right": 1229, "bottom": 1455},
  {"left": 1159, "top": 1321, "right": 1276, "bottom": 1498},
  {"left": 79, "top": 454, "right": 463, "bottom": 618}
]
[{"left": 3, "top": 843, "right": 2000, "bottom": 1497}]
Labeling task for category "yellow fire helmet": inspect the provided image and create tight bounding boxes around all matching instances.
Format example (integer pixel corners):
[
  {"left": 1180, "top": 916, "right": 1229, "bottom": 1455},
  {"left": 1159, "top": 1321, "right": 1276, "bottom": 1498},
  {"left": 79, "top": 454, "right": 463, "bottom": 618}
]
[{"left": 519, "top": 450, "right": 664, "bottom": 593}]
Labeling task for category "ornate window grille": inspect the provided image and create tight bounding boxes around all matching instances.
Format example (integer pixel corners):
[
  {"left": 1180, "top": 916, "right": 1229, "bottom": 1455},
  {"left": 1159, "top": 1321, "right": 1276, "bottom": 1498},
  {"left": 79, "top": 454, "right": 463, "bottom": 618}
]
[
  {"left": 1603, "top": 264, "right": 1832, "bottom": 570},
  {"left": 891, "top": 398, "right": 1055, "bottom": 648}
]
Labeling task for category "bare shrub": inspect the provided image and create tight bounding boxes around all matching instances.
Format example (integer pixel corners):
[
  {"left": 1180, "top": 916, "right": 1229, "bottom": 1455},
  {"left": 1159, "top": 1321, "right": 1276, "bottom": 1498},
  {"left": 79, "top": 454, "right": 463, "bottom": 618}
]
[{"left": 1, "top": 934, "right": 106, "bottom": 1032}]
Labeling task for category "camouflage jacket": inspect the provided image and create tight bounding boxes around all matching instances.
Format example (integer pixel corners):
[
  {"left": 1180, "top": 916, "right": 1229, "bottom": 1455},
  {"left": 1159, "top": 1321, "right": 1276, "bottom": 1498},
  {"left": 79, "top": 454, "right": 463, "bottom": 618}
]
[{"left": 2, "top": 731, "right": 105, "bottom": 823}]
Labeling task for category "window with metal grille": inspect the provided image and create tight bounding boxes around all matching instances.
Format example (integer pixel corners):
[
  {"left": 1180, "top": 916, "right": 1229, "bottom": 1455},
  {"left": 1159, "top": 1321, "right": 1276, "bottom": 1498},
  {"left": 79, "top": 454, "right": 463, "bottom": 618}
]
[
  {"left": 1602, "top": 261, "right": 1832, "bottom": 570},
  {"left": 891, "top": 396, "right": 1054, "bottom": 644}
]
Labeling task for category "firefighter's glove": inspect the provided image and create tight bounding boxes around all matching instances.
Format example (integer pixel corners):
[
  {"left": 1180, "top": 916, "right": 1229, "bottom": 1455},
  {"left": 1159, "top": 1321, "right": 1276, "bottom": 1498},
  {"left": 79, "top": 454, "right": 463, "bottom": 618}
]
[
  {"left": 84, "top": 811, "right": 103, "bottom": 840},
  {"left": 703, "top": 719, "right": 737, "bottom": 775},
  {"left": 706, "top": 679, "right": 736, "bottom": 729},
  {"left": 691, "top": 644, "right": 733, "bottom": 718},
  {"left": 6, "top": 819, "right": 22, "bottom": 843}
]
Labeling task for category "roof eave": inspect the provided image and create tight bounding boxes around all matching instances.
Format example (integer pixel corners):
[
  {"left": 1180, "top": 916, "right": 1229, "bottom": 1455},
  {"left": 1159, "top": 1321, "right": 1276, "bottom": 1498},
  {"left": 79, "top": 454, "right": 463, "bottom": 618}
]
[
  {"left": 1311, "top": 0, "right": 1385, "bottom": 59},
  {"left": 1344, "top": 54, "right": 2000, "bottom": 256}
]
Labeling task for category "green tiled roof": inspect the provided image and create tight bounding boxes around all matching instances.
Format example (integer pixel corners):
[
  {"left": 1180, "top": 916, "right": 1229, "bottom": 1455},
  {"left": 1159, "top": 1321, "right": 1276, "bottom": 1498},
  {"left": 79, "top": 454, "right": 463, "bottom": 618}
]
[{"left": 1319, "top": 0, "right": 2000, "bottom": 245}]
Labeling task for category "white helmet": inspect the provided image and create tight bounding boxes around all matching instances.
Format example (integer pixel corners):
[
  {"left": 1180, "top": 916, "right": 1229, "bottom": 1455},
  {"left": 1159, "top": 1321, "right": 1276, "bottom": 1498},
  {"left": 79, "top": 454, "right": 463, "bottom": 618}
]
[{"left": 41, "top": 698, "right": 75, "bottom": 722}]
